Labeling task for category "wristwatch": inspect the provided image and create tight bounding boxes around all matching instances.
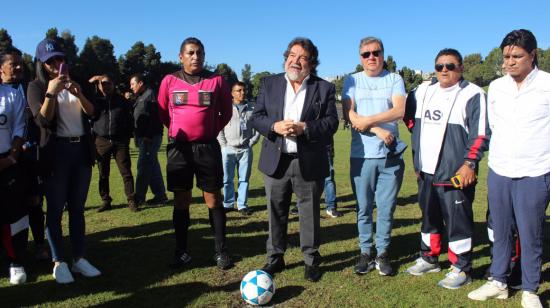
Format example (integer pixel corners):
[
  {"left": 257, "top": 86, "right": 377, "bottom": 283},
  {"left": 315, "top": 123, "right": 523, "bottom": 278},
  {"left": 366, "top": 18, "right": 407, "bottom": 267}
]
[
  {"left": 463, "top": 160, "right": 476, "bottom": 170},
  {"left": 45, "top": 92, "right": 55, "bottom": 99}
]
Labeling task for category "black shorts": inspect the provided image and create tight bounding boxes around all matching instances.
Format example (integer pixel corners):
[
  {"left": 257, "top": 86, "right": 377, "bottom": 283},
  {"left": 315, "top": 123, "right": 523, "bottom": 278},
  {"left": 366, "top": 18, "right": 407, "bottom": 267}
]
[{"left": 166, "top": 139, "right": 223, "bottom": 193}]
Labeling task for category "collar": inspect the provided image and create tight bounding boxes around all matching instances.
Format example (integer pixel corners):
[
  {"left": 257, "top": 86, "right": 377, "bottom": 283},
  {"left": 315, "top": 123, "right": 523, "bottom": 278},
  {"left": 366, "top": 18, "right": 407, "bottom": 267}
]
[{"left": 284, "top": 74, "right": 310, "bottom": 91}]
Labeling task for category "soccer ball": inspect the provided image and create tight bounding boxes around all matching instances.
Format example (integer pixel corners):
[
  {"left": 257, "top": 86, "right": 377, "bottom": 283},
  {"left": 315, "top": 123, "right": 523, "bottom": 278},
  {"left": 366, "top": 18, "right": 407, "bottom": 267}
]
[{"left": 240, "top": 270, "right": 275, "bottom": 305}]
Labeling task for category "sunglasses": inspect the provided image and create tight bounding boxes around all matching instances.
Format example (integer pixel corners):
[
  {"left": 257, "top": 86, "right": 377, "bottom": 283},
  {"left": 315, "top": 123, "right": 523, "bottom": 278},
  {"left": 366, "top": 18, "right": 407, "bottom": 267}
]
[
  {"left": 360, "top": 50, "right": 382, "bottom": 59},
  {"left": 100, "top": 81, "right": 112, "bottom": 86},
  {"left": 435, "top": 63, "right": 457, "bottom": 72}
]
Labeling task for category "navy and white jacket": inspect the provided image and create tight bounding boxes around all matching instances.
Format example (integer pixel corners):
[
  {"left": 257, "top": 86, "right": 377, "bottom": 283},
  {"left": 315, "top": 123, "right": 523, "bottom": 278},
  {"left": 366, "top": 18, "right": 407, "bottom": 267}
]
[{"left": 404, "top": 79, "right": 490, "bottom": 182}]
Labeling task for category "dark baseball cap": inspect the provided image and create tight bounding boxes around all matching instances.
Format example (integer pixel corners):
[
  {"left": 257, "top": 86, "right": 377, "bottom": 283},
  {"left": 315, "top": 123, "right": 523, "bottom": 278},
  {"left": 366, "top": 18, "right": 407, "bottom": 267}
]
[{"left": 35, "top": 38, "right": 65, "bottom": 62}]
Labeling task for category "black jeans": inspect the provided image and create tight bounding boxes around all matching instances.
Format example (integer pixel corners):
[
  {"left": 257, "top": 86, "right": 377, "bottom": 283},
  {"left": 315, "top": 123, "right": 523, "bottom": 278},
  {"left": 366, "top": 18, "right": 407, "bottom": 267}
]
[{"left": 95, "top": 137, "right": 135, "bottom": 202}]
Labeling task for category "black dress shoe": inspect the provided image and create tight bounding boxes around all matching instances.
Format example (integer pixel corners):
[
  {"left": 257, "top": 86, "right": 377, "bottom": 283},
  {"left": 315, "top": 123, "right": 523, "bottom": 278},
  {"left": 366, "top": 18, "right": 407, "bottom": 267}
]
[
  {"left": 304, "top": 265, "right": 321, "bottom": 282},
  {"left": 261, "top": 258, "right": 285, "bottom": 276}
]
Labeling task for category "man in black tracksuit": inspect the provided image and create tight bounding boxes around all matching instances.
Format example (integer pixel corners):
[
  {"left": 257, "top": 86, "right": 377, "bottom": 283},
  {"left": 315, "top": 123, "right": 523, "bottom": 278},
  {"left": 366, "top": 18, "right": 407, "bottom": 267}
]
[{"left": 90, "top": 75, "right": 136, "bottom": 212}]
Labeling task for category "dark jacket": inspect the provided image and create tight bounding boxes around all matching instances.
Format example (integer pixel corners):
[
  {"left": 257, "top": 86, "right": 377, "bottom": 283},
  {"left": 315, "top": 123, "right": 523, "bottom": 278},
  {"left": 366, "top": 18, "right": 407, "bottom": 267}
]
[
  {"left": 250, "top": 73, "right": 339, "bottom": 181},
  {"left": 404, "top": 79, "right": 490, "bottom": 182},
  {"left": 92, "top": 93, "right": 133, "bottom": 141},
  {"left": 133, "top": 87, "right": 163, "bottom": 138},
  {"left": 26, "top": 79, "right": 95, "bottom": 176}
]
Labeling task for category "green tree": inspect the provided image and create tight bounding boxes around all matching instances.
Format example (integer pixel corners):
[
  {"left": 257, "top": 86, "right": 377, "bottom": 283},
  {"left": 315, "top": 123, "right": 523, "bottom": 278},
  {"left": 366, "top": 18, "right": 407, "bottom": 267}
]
[
  {"left": 484, "top": 47, "right": 503, "bottom": 78},
  {"left": 0, "top": 28, "right": 14, "bottom": 53},
  {"left": 463, "top": 53, "right": 483, "bottom": 76},
  {"left": 332, "top": 76, "right": 347, "bottom": 103},
  {"left": 354, "top": 64, "right": 363, "bottom": 73},
  {"left": 385, "top": 55, "right": 397, "bottom": 72},
  {"left": 119, "top": 41, "right": 162, "bottom": 88},
  {"left": 251, "top": 71, "right": 273, "bottom": 98},
  {"left": 214, "top": 63, "right": 238, "bottom": 87},
  {"left": 241, "top": 64, "right": 253, "bottom": 100},
  {"left": 400, "top": 66, "right": 423, "bottom": 92},
  {"left": 79, "top": 36, "right": 118, "bottom": 81},
  {"left": 538, "top": 48, "right": 550, "bottom": 72}
]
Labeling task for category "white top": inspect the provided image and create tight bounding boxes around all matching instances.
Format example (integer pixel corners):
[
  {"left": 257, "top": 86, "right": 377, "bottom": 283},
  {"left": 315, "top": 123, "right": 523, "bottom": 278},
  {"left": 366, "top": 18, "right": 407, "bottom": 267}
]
[
  {"left": 488, "top": 67, "right": 550, "bottom": 177},
  {"left": 282, "top": 74, "right": 309, "bottom": 153},
  {"left": 0, "top": 85, "right": 26, "bottom": 153},
  {"left": 56, "top": 89, "right": 84, "bottom": 137},
  {"left": 420, "top": 83, "right": 460, "bottom": 174}
]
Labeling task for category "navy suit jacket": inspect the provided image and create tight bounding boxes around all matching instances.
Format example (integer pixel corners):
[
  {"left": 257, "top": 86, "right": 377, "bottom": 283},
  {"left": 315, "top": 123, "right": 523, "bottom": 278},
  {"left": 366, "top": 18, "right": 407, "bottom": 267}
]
[{"left": 250, "top": 73, "right": 339, "bottom": 181}]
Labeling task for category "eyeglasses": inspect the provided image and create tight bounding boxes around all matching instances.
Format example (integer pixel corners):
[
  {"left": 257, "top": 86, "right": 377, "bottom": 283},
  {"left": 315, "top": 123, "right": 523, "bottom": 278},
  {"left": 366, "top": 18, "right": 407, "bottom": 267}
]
[
  {"left": 100, "top": 81, "right": 112, "bottom": 86},
  {"left": 435, "top": 63, "right": 457, "bottom": 72},
  {"left": 360, "top": 50, "right": 382, "bottom": 59}
]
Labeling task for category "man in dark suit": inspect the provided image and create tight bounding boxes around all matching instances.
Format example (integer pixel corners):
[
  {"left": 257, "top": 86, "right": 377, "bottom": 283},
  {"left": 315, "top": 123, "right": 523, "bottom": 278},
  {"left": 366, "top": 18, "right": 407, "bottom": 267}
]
[{"left": 250, "top": 37, "right": 338, "bottom": 282}]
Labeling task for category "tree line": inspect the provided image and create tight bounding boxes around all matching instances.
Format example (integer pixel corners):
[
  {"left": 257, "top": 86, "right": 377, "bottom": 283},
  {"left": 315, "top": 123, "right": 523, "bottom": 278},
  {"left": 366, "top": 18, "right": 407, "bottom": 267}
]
[{"left": 2, "top": 28, "right": 550, "bottom": 100}]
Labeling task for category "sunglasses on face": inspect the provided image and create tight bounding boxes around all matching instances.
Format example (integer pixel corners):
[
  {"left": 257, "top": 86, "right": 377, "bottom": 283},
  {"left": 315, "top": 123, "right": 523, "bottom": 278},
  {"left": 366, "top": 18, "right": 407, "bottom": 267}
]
[
  {"left": 100, "top": 81, "right": 112, "bottom": 86},
  {"left": 361, "top": 50, "right": 382, "bottom": 59},
  {"left": 435, "top": 63, "right": 457, "bottom": 72}
]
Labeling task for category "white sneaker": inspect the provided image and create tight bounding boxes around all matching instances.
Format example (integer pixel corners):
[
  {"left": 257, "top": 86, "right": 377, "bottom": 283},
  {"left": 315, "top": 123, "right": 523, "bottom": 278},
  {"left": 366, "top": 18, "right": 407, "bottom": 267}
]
[
  {"left": 521, "top": 291, "right": 542, "bottom": 308},
  {"left": 437, "top": 266, "right": 471, "bottom": 289},
  {"left": 53, "top": 262, "right": 74, "bottom": 284},
  {"left": 72, "top": 258, "right": 101, "bottom": 277},
  {"left": 9, "top": 266, "right": 27, "bottom": 285},
  {"left": 406, "top": 257, "right": 441, "bottom": 276},
  {"left": 468, "top": 281, "right": 508, "bottom": 301}
]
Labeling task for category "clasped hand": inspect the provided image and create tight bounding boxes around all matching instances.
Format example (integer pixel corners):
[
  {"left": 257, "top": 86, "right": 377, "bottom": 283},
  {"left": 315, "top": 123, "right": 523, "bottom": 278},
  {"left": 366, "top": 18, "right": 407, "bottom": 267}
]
[{"left": 274, "top": 120, "right": 305, "bottom": 137}]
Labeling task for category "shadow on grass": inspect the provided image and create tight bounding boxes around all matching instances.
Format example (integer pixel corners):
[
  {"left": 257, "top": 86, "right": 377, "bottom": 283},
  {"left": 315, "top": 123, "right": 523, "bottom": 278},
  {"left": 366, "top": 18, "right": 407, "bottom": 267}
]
[
  {"left": 95, "top": 280, "right": 241, "bottom": 307},
  {"left": 270, "top": 285, "right": 306, "bottom": 305},
  {"left": 337, "top": 193, "right": 418, "bottom": 209}
]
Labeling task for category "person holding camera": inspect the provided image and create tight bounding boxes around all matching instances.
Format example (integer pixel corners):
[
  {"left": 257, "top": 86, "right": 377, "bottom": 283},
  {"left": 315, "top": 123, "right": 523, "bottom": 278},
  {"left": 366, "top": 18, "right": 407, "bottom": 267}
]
[
  {"left": 89, "top": 74, "right": 136, "bottom": 212},
  {"left": 27, "top": 38, "right": 99, "bottom": 284}
]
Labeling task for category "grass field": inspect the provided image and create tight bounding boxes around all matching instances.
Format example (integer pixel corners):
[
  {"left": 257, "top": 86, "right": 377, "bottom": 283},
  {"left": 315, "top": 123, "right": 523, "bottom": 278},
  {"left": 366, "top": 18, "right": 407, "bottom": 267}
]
[{"left": 1, "top": 123, "right": 550, "bottom": 307}]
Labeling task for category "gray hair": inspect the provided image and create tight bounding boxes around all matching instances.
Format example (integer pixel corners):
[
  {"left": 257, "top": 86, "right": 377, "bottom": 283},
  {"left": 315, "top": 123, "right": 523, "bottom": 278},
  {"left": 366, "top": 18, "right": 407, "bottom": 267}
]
[{"left": 359, "top": 37, "right": 384, "bottom": 54}]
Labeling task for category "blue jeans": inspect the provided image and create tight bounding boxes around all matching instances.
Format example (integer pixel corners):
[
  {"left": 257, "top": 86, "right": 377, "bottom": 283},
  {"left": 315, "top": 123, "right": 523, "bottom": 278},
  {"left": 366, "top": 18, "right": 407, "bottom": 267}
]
[
  {"left": 45, "top": 141, "right": 92, "bottom": 262},
  {"left": 324, "top": 154, "right": 337, "bottom": 211},
  {"left": 222, "top": 147, "right": 252, "bottom": 210},
  {"left": 135, "top": 134, "right": 166, "bottom": 202},
  {"left": 351, "top": 155, "right": 404, "bottom": 255}
]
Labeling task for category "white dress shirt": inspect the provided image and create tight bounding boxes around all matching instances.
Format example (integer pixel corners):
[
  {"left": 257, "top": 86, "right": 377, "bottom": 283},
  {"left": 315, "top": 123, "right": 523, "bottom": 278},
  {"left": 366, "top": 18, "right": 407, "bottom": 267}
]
[
  {"left": 282, "top": 74, "right": 309, "bottom": 153},
  {"left": 488, "top": 67, "right": 550, "bottom": 177}
]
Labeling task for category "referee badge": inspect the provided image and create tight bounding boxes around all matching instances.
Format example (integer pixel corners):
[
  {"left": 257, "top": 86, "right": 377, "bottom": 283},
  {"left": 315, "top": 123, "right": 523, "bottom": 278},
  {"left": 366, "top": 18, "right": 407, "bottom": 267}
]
[
  {"left": 173, "top": 90, "right": 188, "bottom": 106},
  {"left": 198, "top": 90, "right": 212, "bottom": 106}
]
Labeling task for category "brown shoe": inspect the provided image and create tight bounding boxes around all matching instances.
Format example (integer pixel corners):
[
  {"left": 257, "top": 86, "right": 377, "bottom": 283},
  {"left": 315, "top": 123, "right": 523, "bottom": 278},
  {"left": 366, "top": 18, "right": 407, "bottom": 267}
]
[
  {"left": 97, "top": 200, "right": 112, "bottom": 212},
  {"left": 128, "top": 199, "right": 139, "bottom": 212}
]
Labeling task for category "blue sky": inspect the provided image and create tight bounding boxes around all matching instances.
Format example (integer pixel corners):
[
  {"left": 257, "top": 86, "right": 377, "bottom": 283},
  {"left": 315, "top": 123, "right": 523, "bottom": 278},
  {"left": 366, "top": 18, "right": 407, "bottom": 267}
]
[{"left": 3, "top": 1, "right": 550, "bottom": 79}]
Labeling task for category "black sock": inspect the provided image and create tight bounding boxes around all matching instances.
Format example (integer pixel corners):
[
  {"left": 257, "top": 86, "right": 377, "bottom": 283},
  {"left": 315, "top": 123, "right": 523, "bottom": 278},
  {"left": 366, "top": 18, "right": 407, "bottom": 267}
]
[
  {"left": 173, "top": 208, "right": 190, "bottom": 254},
  {"left": 29, "top": 204, "right": 45, "bottom": 246},
  {"left": 208, "top": 207, "right": 227, "bottom": 254}
]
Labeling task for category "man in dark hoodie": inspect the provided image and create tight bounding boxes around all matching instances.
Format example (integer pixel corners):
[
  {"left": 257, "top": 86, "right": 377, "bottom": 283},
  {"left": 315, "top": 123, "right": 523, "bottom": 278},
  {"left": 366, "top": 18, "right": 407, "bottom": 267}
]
[
  {"left": 89, "top": 74, "right": 136, "bottom": 212},
  {"left": 129, "top": 73, "right": 167, "bottom": 206}
]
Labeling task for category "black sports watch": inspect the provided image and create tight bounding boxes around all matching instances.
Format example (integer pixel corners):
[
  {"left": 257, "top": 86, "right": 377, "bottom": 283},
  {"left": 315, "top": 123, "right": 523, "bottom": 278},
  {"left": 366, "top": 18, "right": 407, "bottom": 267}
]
[
  {"left": 463, "top": 160, "right": 476, "bottom": 170},
  {"left": 45, "top": 92, "right": 55, "bottom": 99}
]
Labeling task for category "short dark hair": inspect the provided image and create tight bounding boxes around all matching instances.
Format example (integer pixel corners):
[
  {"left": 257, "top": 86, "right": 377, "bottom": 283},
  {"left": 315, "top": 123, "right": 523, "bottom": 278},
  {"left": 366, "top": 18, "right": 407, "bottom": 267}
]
[
  {"left": 129, "top": 73, "right": 145, "bottom": 84},
  {"left": 232, "top": 81, "right": 246, "bottom": 89},
  {"left": 0, "top": 46, "right": 23, "bottom": 65},
  {"left": 500, "top": 29, "right": 538, "bottom": 67},
  {"left": 180, "top": 37, "right": 205, "bottom": 53},
  {"left": 435, "top": 48, "right": 463, "bottom": 66},
  {"left": 283, "top": 37, "right": 319, "bottom": 75}
]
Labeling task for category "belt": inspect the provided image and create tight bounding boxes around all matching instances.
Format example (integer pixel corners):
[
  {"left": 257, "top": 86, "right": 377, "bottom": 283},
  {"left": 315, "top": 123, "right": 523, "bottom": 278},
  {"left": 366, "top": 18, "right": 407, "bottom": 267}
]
[
  {"left": 56, "top": 136, "right": 84, "bottom": 143},
  {"left": 281, "top": 152, "right": 298, "bottom": 159}
]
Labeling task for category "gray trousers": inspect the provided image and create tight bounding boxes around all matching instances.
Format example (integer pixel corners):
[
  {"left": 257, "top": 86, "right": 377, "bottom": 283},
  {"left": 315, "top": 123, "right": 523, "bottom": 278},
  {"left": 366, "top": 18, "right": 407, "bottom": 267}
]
[{"left": 264, "top": 156, "right": 323, "bottom": 266}]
